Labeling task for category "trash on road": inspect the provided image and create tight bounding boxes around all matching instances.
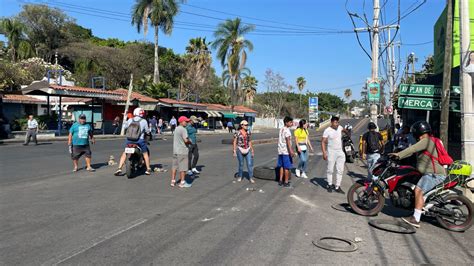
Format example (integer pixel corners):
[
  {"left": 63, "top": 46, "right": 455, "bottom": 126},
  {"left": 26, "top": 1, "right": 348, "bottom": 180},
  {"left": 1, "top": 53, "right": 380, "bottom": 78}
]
[
  {"left": 154, "top": 167, "right": 168, "bottom": 173},
  {"left": 312, "top": 237, "right": 358, "bottom": 252},
  {"left": 108, "top": 155, "right": 117, "bottom": 166},
  {"left": 246, "top": 188, "right": 257, "bottom": 191},
  {"left": 258, "top": 189, "right": 264, "bottom": 193},
  {"left": 201, "top": 217, "right": 215, "bottom": 222},
  {"left": 354, "top": 237, "right": 363, "bottom": 243}
]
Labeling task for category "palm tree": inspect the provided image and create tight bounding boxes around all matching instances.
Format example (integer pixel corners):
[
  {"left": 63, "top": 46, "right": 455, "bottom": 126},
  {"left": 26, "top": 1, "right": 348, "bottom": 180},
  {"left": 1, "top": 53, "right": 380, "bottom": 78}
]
[
  {"left": 212, "top": 18, "right": 255, "bottom": 107},
  {"left": 185, "top": 37, "right": 211, "bottom": 89},
  {"left": 131, "top": 0, "right": 184, "bottom": 83},
  {"left": 296, "top": 76, "right": 306, "bottom": 107},
  {"left": 242, "top": 76, "right": 258, "bottom": 105},
  {"left": 1, "top": 18, "right": 25, "bottom": 61},
  {"left": 344, "top": 88, "right": 352, "bottom": 115}
]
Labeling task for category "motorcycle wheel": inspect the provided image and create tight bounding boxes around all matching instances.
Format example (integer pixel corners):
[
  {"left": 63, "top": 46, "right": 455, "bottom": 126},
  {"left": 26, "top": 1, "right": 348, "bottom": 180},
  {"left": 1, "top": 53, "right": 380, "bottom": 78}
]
[
  {"left": 436, "top": 194, "right": 473, "bottom": 232},
  {"left": 346, "top": 154, "right": 355, "bottom": 163},
  {"left": 347, "top": 182, "right": 385, "bottom": 216},
  {"left": 125, "top": 156, "right": 133, "bottom": 178}
]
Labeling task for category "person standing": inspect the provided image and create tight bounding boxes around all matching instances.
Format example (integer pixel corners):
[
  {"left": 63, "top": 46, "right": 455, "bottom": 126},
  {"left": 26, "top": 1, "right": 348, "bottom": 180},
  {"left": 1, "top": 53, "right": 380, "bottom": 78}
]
[
  {"left": 233, "top": 120, "right": 255, "bottom": 183},
  {"left": 169, "top": 116, "right": 177, "bottom": 134},
  {"left": 361, "top": 122, "right": 384, "bottom": 180},
  {"left": 170, "top": 116, "right": 192, "bottom": 188},
  {"left": 187, "top": 116, "right": 200, "bottom": 176},
  {"left": 227, "top": 121, "right": 234, "bottom": 133},
  {"left": 68, "top": 114, "right": 95, "bottom": 172},
  {"left": 112, "top": 116, "right": 121, "bottom": 135},
  {"left": 149, "top": 115, "right": 158, "bottom": 138},
  {"left": 23, "top": 115, "right": 39, "bottom": 146},
  {"left": 294, "top": 119, "right": 313, "bottom": 179},
  {"left": 158, "top": 117, "right": 163, "bottom": 134},
  {"left": 277, "top": 116, "right": 295, "bottom": 187},
  {"left": 321, "top": 116, "right": 346, "bottom": 193}
]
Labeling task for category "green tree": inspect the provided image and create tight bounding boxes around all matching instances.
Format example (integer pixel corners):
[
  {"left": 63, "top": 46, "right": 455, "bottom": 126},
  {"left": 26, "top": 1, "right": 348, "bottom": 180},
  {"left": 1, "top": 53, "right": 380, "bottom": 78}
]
[
  {"left": 1, "top": 18, "right": 25, "bottom": 61},
  {"left": 212, "top": 18, "right": 255, "bottom": 107},
  {"left": 242, "top": 76, "right": 258, "bottom": 105},
  {"left": 296, "top": 76, "right": 306, "bottom": 107},
  {"left": 131, "top": 0, "right": 185, "bottom": 83},
  {"left": 183, "top": 37, "right": 212, "bottom": 98}
]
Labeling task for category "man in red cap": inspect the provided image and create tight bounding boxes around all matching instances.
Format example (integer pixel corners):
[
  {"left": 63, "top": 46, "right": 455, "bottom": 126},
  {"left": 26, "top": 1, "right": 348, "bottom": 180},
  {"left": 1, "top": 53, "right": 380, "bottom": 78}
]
[{"left": 171, "top": 116, "right": 192, "bottom": 187}]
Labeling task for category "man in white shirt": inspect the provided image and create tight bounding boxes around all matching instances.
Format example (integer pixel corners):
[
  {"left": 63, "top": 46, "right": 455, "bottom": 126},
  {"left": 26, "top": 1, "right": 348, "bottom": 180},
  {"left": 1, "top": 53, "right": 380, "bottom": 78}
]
[
  {"left": 23, "top": 115, "right": 39, "bottom": 146},
  {"left": 321, "top": 116, "right": 347, "bottom": 193},
  {"left": 277, "top": 116, "right": 295, "bottom": 187}
]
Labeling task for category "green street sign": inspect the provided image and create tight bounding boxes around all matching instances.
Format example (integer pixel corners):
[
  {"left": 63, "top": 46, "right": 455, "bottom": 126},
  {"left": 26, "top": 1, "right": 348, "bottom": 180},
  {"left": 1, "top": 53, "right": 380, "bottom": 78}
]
[
  {"left": 398, "top": 96, "right": 460, "bottom": 112},
  {"left": 368, "top": 82, "right": 380, "bottom": 102},
  {"left": 399, "top": 84, "right": 460, "bottom": 98}
]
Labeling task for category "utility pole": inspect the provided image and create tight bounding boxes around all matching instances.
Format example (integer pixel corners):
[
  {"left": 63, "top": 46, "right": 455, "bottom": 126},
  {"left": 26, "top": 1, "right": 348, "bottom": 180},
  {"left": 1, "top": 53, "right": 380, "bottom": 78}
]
[
  {"left": 382, "top": 27, "right": 401, "bottom": 126},
  {"left": 440, "top": 0, "right": 453, "bottom": 148},
  {"left": 121, "top": 74, "right": 134, "bottom": 136},
  {"left": 459, "top": 0, "right": 474, "bottom": 161},
  {"left": 370, "top": 0, "right": 380, "bottom": 127}
]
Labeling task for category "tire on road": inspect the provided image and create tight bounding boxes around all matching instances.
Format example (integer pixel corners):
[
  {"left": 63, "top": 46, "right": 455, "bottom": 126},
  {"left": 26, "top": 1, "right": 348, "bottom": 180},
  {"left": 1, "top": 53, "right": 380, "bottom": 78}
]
[
  {"left": 253, "top": 166, "right": 278, "bottom": 181},
  {"left": 368, "top": 219, "right": 416, "bottom": 234},
  {"left": 312, "top": 237, "right": 358, "bottom": 252},
  {"left": 221, "top": 139, "right": 234, "bottom": 144}
]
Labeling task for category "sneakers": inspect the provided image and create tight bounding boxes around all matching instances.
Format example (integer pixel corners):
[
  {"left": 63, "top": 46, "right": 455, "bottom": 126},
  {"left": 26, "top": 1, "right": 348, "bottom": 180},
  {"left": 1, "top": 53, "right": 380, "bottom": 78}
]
[
  {"left": 249, "top": 178, "right": 256, "bottom": 184},
  {"left": 334, "top": 187, "right": 345, "bottom": 194},
  {"left": 295, "top": 169, "right": 301, "bottom": 178},
  {"left": 283, "top": 182, "right": 292, "bottom": 188},
  {"left": 187, "top": 170, "right": 194, "bottom": 176},
  {"left": 192, "top": 168, "right": 200, "bottom": 174},
  {"left": 237, "top": 177, "right": 242, "bottom": 182},
  {"left": 326, "top": 184, "right": 334, "bottom": 193},
  {"left": 401, "top": 216, "right": 420, "bottom": 228},
  {"left": 301, "top": 172, "right": 308, "bottom": 179}
]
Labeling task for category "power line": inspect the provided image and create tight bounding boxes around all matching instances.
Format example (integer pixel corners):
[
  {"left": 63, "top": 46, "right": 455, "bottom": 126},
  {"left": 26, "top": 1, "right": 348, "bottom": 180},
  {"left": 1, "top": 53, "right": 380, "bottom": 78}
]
[{"left": 403, "top": 40, "right": 433, "bottom": 46}]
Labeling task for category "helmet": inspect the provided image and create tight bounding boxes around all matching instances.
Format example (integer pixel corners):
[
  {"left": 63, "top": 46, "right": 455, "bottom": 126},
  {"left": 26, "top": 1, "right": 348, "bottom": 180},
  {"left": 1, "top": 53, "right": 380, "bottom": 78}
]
[
  {"left": 133, "top": 107, "right": 145, "bottom": 118},
  {"left": 368, "top": 122, "right": 377, "bottom": 130},
  {"left": 410, "top": 121, "right": 431, "bottom": 139}
]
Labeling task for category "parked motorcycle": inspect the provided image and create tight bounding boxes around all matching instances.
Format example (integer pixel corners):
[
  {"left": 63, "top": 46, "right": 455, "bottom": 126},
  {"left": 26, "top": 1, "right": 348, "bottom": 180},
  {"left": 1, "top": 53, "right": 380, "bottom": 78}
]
[
  {"left": 347, "top": 158, "right": 474, "bottom": 231},
  {"left": 342, "top": 126, "right": 357, "bottom": 163}
]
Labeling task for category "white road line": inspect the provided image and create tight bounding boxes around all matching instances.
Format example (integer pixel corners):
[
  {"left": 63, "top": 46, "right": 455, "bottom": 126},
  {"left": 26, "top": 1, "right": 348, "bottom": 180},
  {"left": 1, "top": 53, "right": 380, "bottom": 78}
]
[
  {"left": 289, "top": 194, "right": 317, "bottom": 208},
  {"left": 44, "top": 218, "right": 147, "bottom": 265}
]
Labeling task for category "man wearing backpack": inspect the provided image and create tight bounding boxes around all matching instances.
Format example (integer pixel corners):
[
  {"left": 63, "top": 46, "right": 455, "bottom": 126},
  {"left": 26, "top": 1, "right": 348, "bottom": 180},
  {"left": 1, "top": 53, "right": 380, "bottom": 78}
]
[
  {"left": 361, "top": 122, "right": 384, "bottom": 180},
  {"left": 390, "top": 121, "right": 451, "bottom": 228},
  {"left": 114, "top": 107, "right": 152, "bottom": 175}
]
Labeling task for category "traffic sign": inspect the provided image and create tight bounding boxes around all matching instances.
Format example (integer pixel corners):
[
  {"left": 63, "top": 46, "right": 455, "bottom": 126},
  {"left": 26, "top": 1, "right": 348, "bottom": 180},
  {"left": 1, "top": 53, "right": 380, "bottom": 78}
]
[
  {"left": 368, "top": 82, "right": 380, "bottom": 102},
  {"left": 398, "top": 96, "right": 460, "bottom": 112},
  {"left": 399, "top": 84, "right": 460, "bottom": 98},
  {"left": 308, "top": 97, "right": 319, "bottom": 121}
]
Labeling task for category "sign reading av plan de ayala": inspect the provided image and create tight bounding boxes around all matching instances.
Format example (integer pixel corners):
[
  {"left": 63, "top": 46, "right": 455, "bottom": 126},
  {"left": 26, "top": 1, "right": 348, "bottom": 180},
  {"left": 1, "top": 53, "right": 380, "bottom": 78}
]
[
  {"left": 397, "top": 84, "right": 461, "bottom": 112},
  {"left": 399, "top": 84, "right": 460, "bottom": 97}
]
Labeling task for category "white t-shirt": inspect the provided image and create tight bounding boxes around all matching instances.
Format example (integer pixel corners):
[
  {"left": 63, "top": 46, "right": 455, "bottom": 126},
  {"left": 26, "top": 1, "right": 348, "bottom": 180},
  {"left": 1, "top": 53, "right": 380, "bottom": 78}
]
[
  {"left": 278, "top": 127, "right": 292, "bottom": 155},
  {"left": 323, "top": 125, "right": 343, "bottom": 151}
]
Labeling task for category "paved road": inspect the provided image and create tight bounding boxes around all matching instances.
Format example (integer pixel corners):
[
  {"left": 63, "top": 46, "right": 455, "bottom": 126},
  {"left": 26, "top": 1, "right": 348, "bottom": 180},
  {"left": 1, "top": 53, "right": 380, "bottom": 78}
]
[{"left": 1, "top": 119, "right": 472, "bottom": 265}]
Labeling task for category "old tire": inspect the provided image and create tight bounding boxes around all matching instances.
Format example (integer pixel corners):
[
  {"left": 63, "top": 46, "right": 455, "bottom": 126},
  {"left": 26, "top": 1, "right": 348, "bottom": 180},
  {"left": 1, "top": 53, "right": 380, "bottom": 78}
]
[
  {"left": 253, "top": 166, "right": 278, "bottom": 181},
  {"left": 221, "top": 139, "right": 234, "bottom": 144},
  {"left": 312, "top": 237, "right": 358, "bottom": 252},
  {"left": 368, "top": 219, "right": 416, "bottom": 234}
]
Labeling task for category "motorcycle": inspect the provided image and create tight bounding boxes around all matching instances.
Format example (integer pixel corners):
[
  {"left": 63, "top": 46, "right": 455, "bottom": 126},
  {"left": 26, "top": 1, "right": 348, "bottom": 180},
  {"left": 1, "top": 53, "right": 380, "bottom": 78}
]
[
  {"left": 124, "top": 135, "right": 151, "bottom": 178},
  {"left": 342, "top": 127, "right": 357, "bottom": 163},
  {"left": 347, "top": 158, "right": 474, "bottom": 231}
]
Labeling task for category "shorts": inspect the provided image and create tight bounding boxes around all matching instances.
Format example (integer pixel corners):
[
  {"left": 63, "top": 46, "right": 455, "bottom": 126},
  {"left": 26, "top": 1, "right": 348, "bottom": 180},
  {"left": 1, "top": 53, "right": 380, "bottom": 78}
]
[
  {"left": 72, "top": 145, "right": 91, "bottom": 160},
  {"left": 173, "top": 154, "right": 188, "bottom": 172},
  {"left": 417, "top": 173, "right": 446, "bottom": 193},
  {"left": 277, "top": 154, "right": 293, "bottom": 169},
  {"left": 125, "top": 139, "right": 148, "bottom": 152}
]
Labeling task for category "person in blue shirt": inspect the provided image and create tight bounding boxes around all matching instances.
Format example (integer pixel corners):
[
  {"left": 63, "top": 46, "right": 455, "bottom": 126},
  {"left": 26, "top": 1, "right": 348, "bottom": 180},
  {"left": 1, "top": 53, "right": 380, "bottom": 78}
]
[
  {"left": 186, "top": 116, "right": 200, "bottom": 175},
  {"left": 68, "top": 114, "right": 95, "bottom": 172}
]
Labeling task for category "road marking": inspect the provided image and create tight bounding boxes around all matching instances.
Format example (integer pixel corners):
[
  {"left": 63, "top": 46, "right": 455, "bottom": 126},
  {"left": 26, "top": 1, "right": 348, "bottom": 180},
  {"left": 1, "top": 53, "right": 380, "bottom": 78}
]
[
  {"left": 44, "top": 218, "right": 147, "bottom": 265},
  {"left": 289, "top": 194, "right": 317, "bottom": 208}
]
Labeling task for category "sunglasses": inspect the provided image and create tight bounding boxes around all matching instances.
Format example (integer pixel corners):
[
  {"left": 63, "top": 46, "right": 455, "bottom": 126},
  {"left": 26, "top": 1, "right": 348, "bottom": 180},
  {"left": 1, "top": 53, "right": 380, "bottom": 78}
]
[{"left": 242, "top": 124, "right": 248, "bottom": 126}]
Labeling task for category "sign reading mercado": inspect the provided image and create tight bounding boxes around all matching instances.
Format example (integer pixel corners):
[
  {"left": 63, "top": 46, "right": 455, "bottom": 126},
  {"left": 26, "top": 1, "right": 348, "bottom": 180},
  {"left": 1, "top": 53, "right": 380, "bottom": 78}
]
[
  {"left": 398, "top": 96, "right": 460, "bottom": 112},
  {"left": 397, "top": 84, "right": 461, "bottom": 112},
  {"left": 368, "top": 82, "right": 380, "bottom": 102}
]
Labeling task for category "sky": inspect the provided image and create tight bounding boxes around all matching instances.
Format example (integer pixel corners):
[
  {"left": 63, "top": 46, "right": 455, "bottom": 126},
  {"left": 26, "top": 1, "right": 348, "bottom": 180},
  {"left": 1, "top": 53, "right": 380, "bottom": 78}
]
[{"left": 0, "top": 0, "right": 445, "bottom": 100}]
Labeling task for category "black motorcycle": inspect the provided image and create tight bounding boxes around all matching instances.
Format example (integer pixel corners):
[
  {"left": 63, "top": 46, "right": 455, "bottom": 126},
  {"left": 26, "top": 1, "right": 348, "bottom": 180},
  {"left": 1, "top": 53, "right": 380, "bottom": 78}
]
[
  {"left": 124, "top": 135, "right": 150, "bottom": 178},
  {"left": 342, "top": 128, "right": 357, "bottom": 163}
]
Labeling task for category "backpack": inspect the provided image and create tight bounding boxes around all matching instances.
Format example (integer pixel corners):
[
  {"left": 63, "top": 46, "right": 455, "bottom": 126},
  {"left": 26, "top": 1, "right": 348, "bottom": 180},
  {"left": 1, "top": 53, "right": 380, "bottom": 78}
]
[
  {"left": 366, "top": 131, "right": 381, "bottom": 154},
  {"left": 423, "top": 136, "right": 453, "bottom": 172},
  {"left": 126, "top": 118, "right": 142, "bottom": 141}
]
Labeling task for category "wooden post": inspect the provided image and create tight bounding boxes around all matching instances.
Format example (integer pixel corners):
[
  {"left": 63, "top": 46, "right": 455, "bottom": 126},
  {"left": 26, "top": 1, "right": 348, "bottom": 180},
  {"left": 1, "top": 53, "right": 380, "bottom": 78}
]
[{"left": 120, "top": 74, "right": 134, "bottom": 136}]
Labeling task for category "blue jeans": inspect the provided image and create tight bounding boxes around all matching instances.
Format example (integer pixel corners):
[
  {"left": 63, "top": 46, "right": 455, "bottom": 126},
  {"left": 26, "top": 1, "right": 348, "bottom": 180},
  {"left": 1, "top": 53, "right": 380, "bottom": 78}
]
[
  {"left": 237, "top": 149, "right": 254, "bottom": 179},
  {"left": 417, "top": 173, "right": 446, "bottom": 193},
  {"left": 297, "top": 150, "right": 308, "bottom": 172},
  {"left": 367, "top": 153, "right": 381, "bottom": 179}
]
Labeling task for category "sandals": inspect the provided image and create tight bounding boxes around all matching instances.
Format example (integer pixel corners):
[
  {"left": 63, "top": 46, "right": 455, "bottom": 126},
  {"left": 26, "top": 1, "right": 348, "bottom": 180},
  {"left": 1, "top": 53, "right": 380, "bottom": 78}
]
[
  {"left": 178, "top": 181, "right": 186, "bottom": 188},
  {"left": 86, "top": 167, "right": 95, "bottom": 172},
  {"left": 145, "top": 168, "right": 152, "bottom": 175},
  {"left": 114, "top": 169, "right": 122, "bottom": 176},
  {"left": 170, "top": 179, "right": 176, "bottom": 187}
]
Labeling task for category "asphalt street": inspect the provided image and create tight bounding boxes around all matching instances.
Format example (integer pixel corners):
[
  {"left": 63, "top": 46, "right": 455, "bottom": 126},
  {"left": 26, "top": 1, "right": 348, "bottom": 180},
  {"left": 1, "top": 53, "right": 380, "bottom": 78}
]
[{"left": 1, "top": 118, "right": 473, "bottom": 265}]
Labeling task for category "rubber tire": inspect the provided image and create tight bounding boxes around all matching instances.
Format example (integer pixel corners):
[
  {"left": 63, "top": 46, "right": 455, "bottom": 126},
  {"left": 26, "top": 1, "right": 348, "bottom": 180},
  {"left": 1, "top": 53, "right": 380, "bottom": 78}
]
[
  {"left": 312, "top": 237, "right": 358, "bottom": 252},
  {"left": 125, "top": 157, "right": 133, "bottom": 179},
  {"left": 436, "top": 194, "right": 474, "bottom": 232},
  {"left": 346, "top": 155, "right": 355, "bottom": 163},
  {"left": 253, "top": 166, "right": 278, "bottom": 181},
  {"left": 347, "top": 182, "right": 385, "bottom": 216},
  {"left": 221, "top": 139, "right": 234, "bottom": 144},
  {"left": 368, "top": 219, "right": 416, "bottom": 234}
]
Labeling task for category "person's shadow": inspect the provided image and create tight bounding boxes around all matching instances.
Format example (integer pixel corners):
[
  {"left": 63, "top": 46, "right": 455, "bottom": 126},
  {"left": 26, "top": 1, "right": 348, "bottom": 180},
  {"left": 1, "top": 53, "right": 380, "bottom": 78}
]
[{"left": 310, "top": 177, "right": 327, "bottom": 187}]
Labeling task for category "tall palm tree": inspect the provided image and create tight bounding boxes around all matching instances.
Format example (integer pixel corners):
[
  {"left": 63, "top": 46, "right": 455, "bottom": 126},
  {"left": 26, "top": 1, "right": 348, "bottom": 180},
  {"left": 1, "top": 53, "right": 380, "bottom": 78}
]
[
  {"left": 131, "top": 0, "right": 184, "bottom": 83},
  {"left": 185, "top": 37, "right": 211, "bottom": 88},
  {"left": 242, "top": 76, "right": 258, "bottom": 105},
  {"left": 212, "top": 18, "right": 255, "bottom": 107},
  {"left": 1, "top": 18, "right": 25, "bottom": 61},
  {"left": 296, "top": 76, "right": 306, "bottom": 107}
]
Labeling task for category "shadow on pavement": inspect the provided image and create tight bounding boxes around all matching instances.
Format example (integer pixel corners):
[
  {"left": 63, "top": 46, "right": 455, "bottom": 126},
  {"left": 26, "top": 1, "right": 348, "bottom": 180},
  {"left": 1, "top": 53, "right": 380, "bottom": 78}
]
[
  {"left": 310, "top": 177, "right": 327, "bottom": 187},
  {"left": 91, "top": 162, "right": 108, "bottom": 170},
  {"left": 346, "top": 170, "right": 367, "bottom": 180}
]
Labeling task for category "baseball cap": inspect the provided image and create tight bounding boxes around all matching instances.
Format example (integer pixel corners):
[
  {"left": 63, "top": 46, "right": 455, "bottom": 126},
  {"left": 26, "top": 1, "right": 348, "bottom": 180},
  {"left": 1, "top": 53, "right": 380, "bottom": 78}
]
[
  {"left": 190, "top": 115, "right": 198, "bottom": 122},
  {"left": 79, "top": 114, "right": 86, "bottom": 119},
  {"left": 178, "top": 116, "right": 190, "bottom": 123},
  {"left": 240, "top": 120, "right": 249, "bottom": 125}
]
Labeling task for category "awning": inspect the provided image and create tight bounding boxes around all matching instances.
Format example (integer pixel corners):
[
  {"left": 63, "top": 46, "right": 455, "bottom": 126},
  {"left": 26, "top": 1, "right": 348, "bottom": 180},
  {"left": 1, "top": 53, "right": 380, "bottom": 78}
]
[
  {"left": 221, "top": 112, "right": 237, "bottom": 118},
  {"left": 235, "top": 112, "right": 244, "bottom": 117},
  {"left": 204, "top": 111, "right": 222, "bottom": 117},
  {"left": 140, "top": 103, "right": 157, "bottom": 111},
  {"left": 244, "top": 112, "right": 257, "bottom": 117}
]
